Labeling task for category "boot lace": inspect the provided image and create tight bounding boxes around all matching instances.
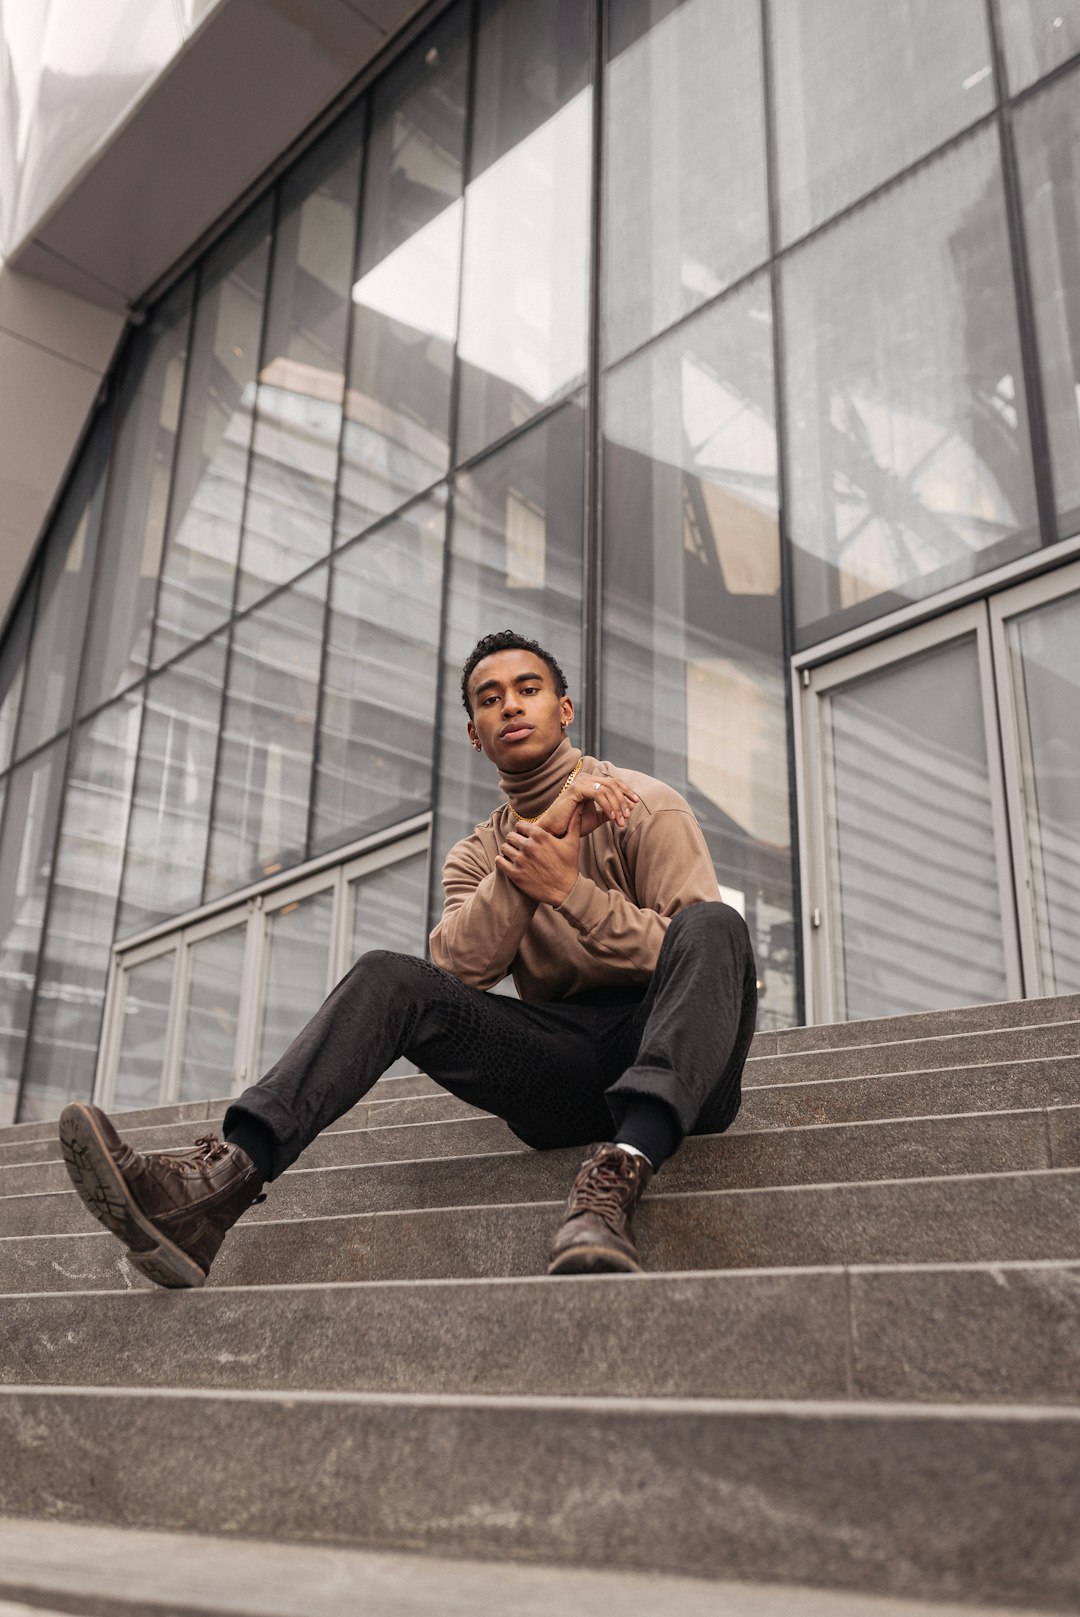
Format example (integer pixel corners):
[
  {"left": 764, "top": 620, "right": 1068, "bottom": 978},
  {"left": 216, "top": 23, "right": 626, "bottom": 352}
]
[
  {"left": 145, "top": 1132, "right": 267, "bottom": 1201},
  {"left": 568, "top": 1151, "right": 637, "bottom": 1223}
]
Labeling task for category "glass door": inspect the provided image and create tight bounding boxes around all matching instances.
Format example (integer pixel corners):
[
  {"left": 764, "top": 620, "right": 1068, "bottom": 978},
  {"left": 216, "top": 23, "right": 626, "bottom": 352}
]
[
  {"left": 992, "top": 560, "right": 1080, "bottom": 998},
  {"left": 801, "top": 604, "right": 1021, "bottom": 1022}
]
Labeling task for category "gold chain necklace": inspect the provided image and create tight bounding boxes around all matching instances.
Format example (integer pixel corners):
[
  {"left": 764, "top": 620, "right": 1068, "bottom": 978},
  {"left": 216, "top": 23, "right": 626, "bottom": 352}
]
[{"left": 509, "top": 757, "right": 584, "bottom": 823}]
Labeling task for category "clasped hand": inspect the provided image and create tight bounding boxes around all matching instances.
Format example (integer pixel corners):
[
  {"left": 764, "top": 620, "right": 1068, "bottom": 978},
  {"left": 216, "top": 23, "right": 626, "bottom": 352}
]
[{"left": 496, "top": 773, "right": 639, "bottom": 905}]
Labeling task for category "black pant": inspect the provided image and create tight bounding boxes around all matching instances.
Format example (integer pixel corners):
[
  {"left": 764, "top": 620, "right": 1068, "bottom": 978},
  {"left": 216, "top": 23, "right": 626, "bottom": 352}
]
[{"left": 224, "top": 902, "right": 757, "bottom": 1180}]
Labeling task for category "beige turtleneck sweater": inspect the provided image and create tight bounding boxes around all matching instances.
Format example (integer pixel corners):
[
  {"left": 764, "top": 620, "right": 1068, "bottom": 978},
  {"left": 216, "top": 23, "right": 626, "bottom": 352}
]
[{"left": 429, "top": 738, "right": 720, "bottom": 1002}]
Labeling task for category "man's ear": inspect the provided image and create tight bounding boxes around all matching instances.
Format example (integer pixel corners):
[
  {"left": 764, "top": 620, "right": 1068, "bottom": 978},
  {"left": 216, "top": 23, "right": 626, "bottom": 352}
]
[
  {"left": 467, "top": 718, "right": 479, "bottom": 749},
  {"left": 560, "top": 696, "right": 575, "bottom": 730}
]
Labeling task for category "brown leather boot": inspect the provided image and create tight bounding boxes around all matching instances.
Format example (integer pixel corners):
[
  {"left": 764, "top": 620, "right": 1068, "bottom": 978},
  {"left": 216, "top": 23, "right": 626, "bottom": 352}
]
[
  {"left": 58, "top": 1102, "right": 265, "bottom": 1289},
  {"left": 547, "top": 1142, "right": 653, "bottom": 1275}
]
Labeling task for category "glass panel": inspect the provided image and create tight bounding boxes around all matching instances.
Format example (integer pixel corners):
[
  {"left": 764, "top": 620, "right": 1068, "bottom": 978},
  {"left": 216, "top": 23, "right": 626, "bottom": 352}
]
[
  {"left": 1015, "top": 66, "right": 1080, "bottom": 537},
  {"left": 602, "top": 279, "right": 794, "bottom": 1028},
  {"left": 783, "top": 128, "right": 1039, "bottom": 647},
  {"left": 152, "top": 202, "right": 273, "bottom": 665},
  {"left": 0, "top": 569, "right": 37, "bottom": 773},
  {"left": 997, "top": 0, "right": 1080, "bottom": 92},
  {"left": 433, "top": 397, "right": 586, "bottom": 892},
  {"left": 1005, "top": 588, "right": 1080, "bottom": 994},
  {"left": 117, "top": 636, "right": 227, "bottom": 938},
  {"left": 205, "top": 570, "right": 327, "bottom": 900},
  {"left": 177, "top": 923, "right": 247, "bottom": 1102},
  {"left": 351, "top": 851, "right": 429, "bottom": 960},
  {"left": 15, "top": 411, "right": 111, "bottom": 755},
  {"left": 823, "top": 636, "right": 1007, "bottom": 1019},
  {"left": 19, "top": 694, "right": 142, "bottom": 1121},
  {"left": 455, "top": 0, "right": 592, "bottom": 461},
  {"left": 113, "top": 951, "right": 174, "bottom": 1111},
  {"left": 236, "top": 110, "right": 363, "bottom": 613},
  {"left": 770, "top": 0, "right": 994, "bottom": 244},
  {"left": 337, "top": 9, "right": 469, "bottom": 543},
  {"left": 313, "top": 493, "right": 445, "bottom": 854},
  {"left": 604, "top": 0, "right": 767, "bottom": 364},
  {"left": 79, "top": 276, "right": 194, "bottom": 713},
  {"left": 254, "top": 888, "right": 333, "bottom": 1076},
  {"left": 350, "top": 850, "right": 428, "bottom": 1077},
  {"left": 0, "top": 742, "right": 65, "bottom": 1122}
]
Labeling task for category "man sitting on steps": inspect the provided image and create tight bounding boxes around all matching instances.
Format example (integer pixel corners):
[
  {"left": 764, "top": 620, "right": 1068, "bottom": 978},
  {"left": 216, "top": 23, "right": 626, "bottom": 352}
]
[{"left": 59, "top": 629, "right": 758, "bottom": 1286}]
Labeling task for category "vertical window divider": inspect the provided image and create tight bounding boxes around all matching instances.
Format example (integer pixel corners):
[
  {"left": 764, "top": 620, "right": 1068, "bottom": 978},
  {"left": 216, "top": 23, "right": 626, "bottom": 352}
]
[
  {"left": 201, "top": 188, "right": 282, "bottom": 907},
  {"left": 307, "top": 94, "right": 373, "bottom": 862},
  {"left": 112, "top": 275, "right": 202, "bottom": 953},
  {"left": 760, "top": 0, "right": 806, "bottom": 1026},
  {"left": 160, "top": 929, "right": 194, "bottom": 1105},
  {"left": 986, "top": 0, "right": 1059, "bottom": 551},
  {"left": 582, "top": 0, "right": 606, "bottom": 759},
  {"left": 235, "top": 895, "right": 267, "bottom": 1096},
  {"left": 427, "top": 0, "right": 479, "bottom": 944}
]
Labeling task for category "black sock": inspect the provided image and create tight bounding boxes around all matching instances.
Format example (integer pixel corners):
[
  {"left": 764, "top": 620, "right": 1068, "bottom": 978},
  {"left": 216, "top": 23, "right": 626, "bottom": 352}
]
[
  {"left": 613, "top": 1095, "right": 682, "bottom": 1173},
  {"left": 224, "top": 1116, "right": 276, "bottom": 1183}
]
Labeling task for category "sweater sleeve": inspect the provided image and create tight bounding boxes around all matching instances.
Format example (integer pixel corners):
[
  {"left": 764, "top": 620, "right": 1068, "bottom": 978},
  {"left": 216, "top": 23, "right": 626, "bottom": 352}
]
[
  {"left": 553, "top": 807, "right": 718, "bottom": 976},
  {"left": 429, "top": 831, "right": 539, "bottom": 990}
]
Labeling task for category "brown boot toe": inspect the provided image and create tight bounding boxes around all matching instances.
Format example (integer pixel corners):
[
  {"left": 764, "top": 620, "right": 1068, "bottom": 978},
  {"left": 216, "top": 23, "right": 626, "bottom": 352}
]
[
  {"left": 59, "top": 1102, "right": 264, "bottom": 1289},
  {"left": 547, "top": 1143, "right": 652, "bottom": 1276}
]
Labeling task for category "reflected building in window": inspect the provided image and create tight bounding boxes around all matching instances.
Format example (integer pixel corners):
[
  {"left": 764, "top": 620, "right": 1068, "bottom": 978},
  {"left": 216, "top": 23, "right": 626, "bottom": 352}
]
[{"left": 3, "top": 0, "right": 1080, "bottom": 1121}]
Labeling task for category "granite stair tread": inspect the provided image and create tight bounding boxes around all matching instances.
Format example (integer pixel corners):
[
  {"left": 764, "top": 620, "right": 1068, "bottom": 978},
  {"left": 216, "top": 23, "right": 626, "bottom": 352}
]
[
  {"left": 5, "top": 993, "right": 1080, "bottom": 1609},
  {"left": 4, "top": 1101, "right": 1079, "bottom": 1219},
  {"left": 0, "top": 1516, "right": 1059, "bottom": 1617},
  {"left": 4, "top": 1163, "right": 1080, "bottom": 1294},
  {"left": 3, "top": 1260, "right": 1078, "bottom": 1405},
  {"left": 0, "top": 1386, "right": 1077, "bottom": 1609}
]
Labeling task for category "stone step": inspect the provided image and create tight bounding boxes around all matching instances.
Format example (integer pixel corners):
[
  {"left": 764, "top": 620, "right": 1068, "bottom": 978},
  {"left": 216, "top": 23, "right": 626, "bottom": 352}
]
[
  {"left": 744, "top": 1021, "right": 1080, "bottom": 1088},
  {"left": 7, "top": 1105, "right": 1079, "bottom": 1231},
  {"left": 753, "top": 991, "right": 1080, "bottom": 1056},
  {"left": 4, "top": 1165, "right": 1079, "bottom": 1295},
  {"left": 737, "top": 1053, "right": 1080, "bottom": 1130},
  {"left": 0, "top": 1071, "right": 440, "bottom": 1150},
  {"left": 0, "top": 1517, "right": 1053, "bottom": 1617},
  {"left": 5, "top": 1045, "right": 1080, "bottom": 1174},
  {"left": 0, "top": 1386, "right": 1076, "bottom": 1608},
  {"left": 2, "top": 997, "right": 1077, "bottom": 1151},
  {"left": 3, "top": 1261, "right": 1077, "bottom": 1407}
]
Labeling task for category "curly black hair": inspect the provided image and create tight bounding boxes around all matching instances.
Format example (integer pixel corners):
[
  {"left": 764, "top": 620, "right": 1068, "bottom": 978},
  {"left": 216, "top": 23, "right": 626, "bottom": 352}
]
[{"left": 460, "top": 629, "right": 568, "bottom": 717}]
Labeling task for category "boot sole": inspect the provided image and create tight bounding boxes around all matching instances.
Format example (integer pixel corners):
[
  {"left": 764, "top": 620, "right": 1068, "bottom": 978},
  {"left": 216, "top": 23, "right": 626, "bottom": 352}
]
[
  {"left": 58, "top": 1103, "right": 207, "bottom": 1290},
  {"left": 547, "top": 1244, "right": 644, "bottom": 1275}
]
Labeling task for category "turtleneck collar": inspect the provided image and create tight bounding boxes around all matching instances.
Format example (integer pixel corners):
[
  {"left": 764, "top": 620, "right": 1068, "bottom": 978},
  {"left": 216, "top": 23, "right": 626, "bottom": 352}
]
[{"left": 497, "top": 735, "right": 584, "bottom": 820}]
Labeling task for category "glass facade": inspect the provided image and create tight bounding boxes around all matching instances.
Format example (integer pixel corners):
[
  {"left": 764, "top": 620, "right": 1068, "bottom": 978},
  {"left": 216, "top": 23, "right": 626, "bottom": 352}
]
[{"left": 2, "top": 0, "right": 1079, "bottom": 1122}]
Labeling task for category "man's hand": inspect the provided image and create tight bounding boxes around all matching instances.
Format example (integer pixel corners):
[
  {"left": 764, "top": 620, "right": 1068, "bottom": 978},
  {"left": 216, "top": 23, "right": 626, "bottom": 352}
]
[
  {"left": 538, "top": 773, "right": 638, "bottom": 839},
  {"left": 496, "top": 810, "right": 583, "bottom": 905}
]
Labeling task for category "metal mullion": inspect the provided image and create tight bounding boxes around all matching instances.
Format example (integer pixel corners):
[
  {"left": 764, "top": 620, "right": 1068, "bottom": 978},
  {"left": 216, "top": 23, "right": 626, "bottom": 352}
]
[
  {"left": 143, "top": 262, "right": 201, "bottom": 680},
  {"left": 973, "top": 602, "right": 1026, "bottom": 1001},
  {"left": 986, "top": 0, "right": 1060, "bottom": 552},
  {"left": 331, "top": 863, "right": 349, "bottom": 987},
  {"left": 760, "top": 0, "right": 805, "bottom": 1027},
  {"left": 111, "top": 273, "right": 202, "bottom": 953},
  {"left": 160, "top": 929, "right": 195, "bottom": 1106},
  {"left": 307, "top": 92, "right": 373, "bottom": 862},
  {"left": 426, "top": 0, "right": 480, "bottom": 945},
  {"left": 987, "top": 596, "right": 1042, "bottom": 996},
  {"left": 93, "top": 949, "right": 126, "bottom": 1108},
  {"left": 582, "top": 0, "right": 605, "bottom": 759},
  {"left": 13, "top": 375, "right": 125, "bottom": 1122},
  {"left": 235, "top": 899, "right": 267, "bottom": 1094},
  {"left": 200, "top": 186, "right": 282, "bottom": 908},
  {"left": 987, "top": 555, "right": 1080, "bottom": 997}
]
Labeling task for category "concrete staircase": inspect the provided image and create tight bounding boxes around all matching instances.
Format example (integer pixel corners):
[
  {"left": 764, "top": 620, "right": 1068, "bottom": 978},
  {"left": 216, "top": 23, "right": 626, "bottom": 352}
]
[{"left": 1, "top": 995, "right": 1079, "bottom": 1615}]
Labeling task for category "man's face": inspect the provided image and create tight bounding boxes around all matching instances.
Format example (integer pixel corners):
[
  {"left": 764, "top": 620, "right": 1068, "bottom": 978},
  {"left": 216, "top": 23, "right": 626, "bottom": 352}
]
[{"left": 467, "top": 649, "right": 574, "bottom": 771}]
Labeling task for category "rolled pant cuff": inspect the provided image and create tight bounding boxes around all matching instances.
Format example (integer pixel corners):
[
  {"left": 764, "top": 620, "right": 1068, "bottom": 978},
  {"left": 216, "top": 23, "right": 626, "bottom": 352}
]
[
  {"left": 604, "top": 1066, "right": 695, "bottom": 1137},
  {"left": 222, "top": 1093, "right": 303, "bottom": 1181}
]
